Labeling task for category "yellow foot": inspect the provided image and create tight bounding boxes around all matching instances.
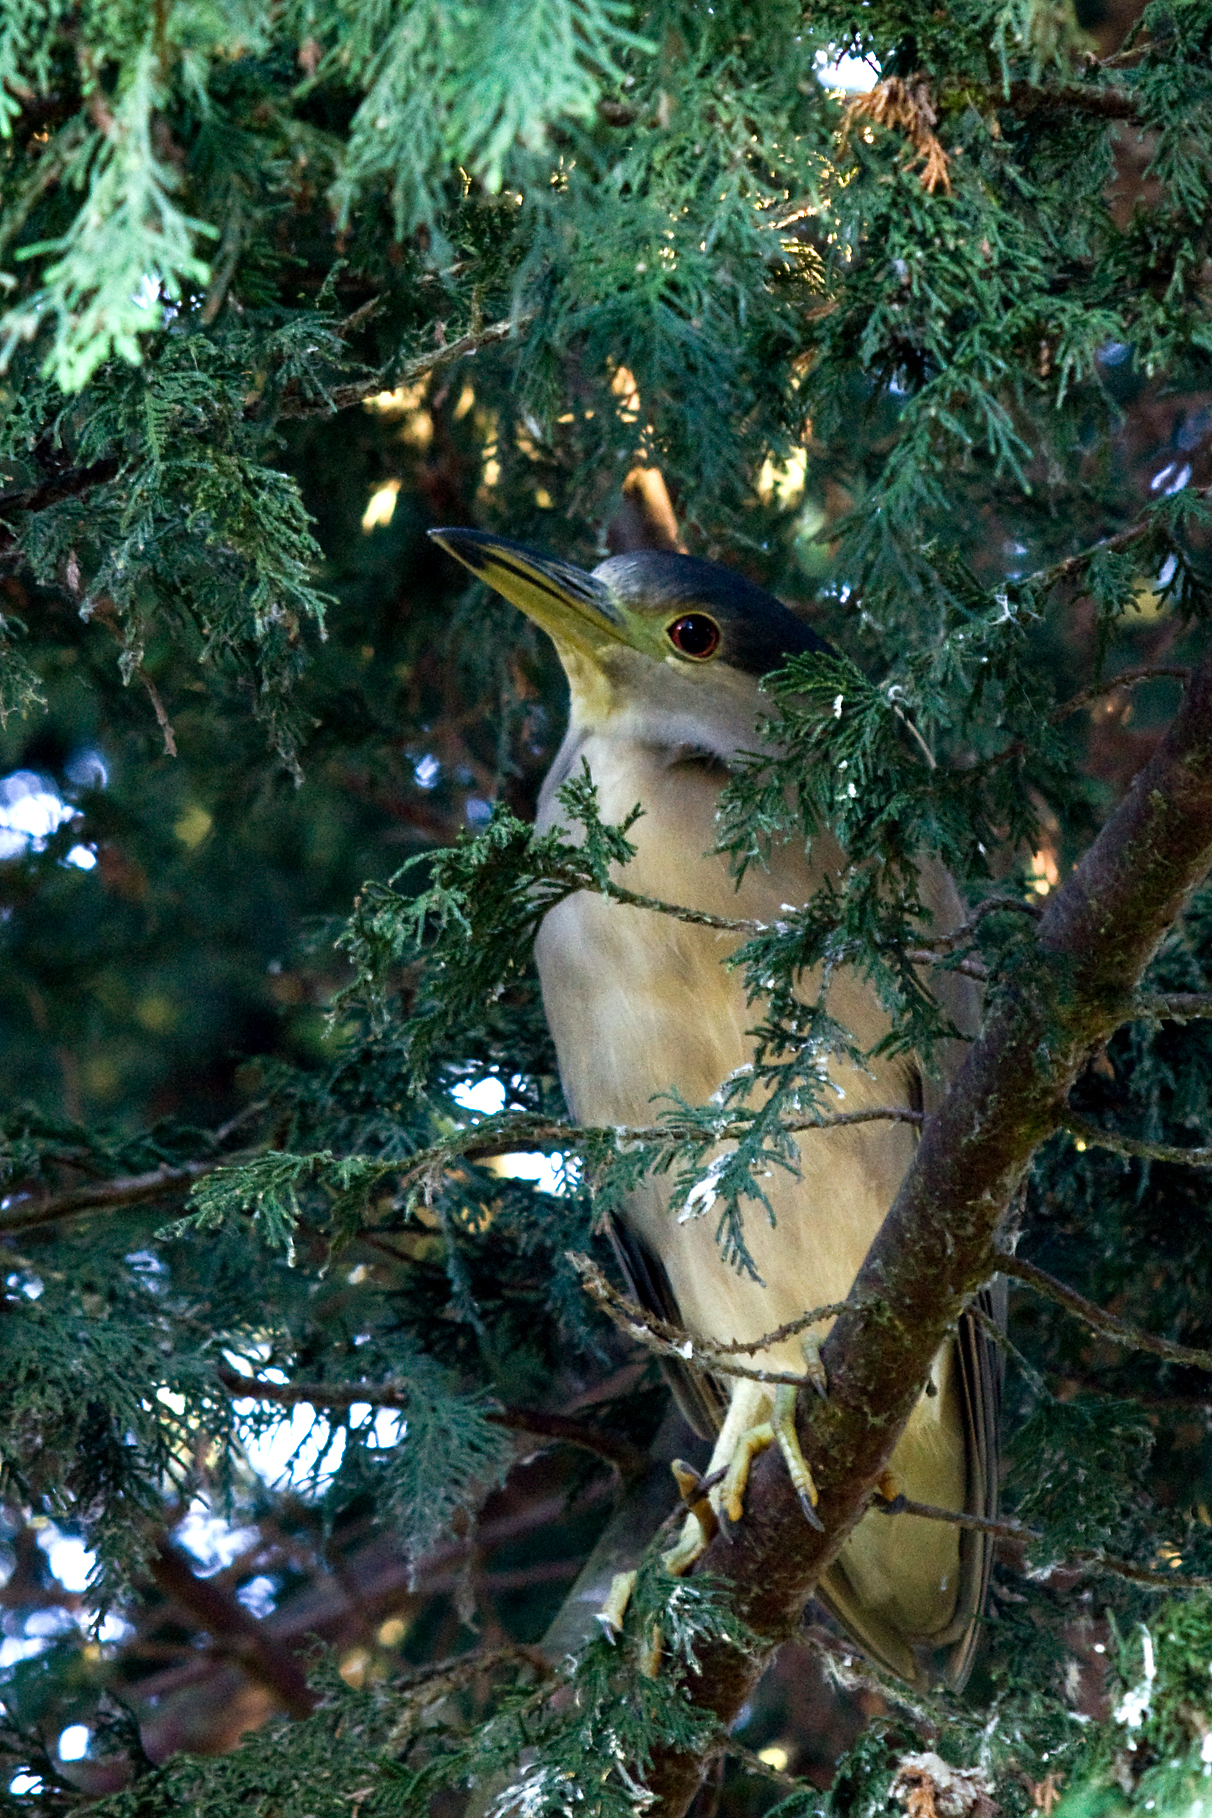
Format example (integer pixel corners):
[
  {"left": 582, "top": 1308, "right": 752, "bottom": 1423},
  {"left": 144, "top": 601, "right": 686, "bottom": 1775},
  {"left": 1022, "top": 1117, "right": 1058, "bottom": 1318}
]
[
  {"left": 662, "top": 1368, "right": 826, "bottom": 1579},
  {"left": 661, "top": 1458, "right": 719, "bottom": 1576},
  {"left": 719, "top": 1384, "right": 823, "bottom": 1530},
  {"left": 596, "top": 1569, "right": 637, "bottom": 1642},
  {"left": 637, "top": 1623, "right": 663, "bottom": 1679},
  {"left": 662, "top": 1509, "right": 712, "bottom": 1575},
  {"left": 876, "top": 1467, "right": 904, "bottom": 1506},
  {"left": 663, "top": 1390, "right": 824, "bottom": 1580}
]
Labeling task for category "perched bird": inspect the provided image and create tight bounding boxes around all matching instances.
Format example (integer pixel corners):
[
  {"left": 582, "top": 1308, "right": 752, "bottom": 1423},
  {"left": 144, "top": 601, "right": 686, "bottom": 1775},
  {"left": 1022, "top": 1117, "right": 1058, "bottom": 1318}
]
[{"left": 430, "top": 527, "right": 999, "bottom": 1690}]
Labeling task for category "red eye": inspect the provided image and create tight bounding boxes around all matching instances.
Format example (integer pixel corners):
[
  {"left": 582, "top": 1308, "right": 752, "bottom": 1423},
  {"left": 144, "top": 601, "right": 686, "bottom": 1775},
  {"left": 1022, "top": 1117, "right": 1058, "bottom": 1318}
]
[{"left": 667, "top": 613, "right": 721, "bottom": 659}]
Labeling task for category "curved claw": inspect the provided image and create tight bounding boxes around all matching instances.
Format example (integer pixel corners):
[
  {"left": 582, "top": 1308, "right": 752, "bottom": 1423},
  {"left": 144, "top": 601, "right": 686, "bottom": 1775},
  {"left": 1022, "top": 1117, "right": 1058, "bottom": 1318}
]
[
  {"left": 798, "top": 1486, "right": 825, "bottom": 1532},
  {"left": 801, "top": 1332, "right": 829, "bottom": 1400}
]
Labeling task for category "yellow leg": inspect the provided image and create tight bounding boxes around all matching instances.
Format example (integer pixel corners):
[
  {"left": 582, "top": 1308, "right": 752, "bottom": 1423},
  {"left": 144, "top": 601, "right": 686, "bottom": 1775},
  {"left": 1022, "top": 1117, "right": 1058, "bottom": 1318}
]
[
  {"left": 596, "top": 1568, "right": 637, "bottom": 1641},
  {"left": 637, "top": 1623, "right": 663, "bottom": 1679},
  {"left": 718, "top": 1385, "right": 822, "bottom": 1529},
  {"left": 662, "top": 1507, "right": 712, "bottom": 1576},
  {"left": 720, "top": 1416, "right": 775, "bottom": 1523},
  {"left": 661, "top": 1459, "right": 719, "bottom": 1576}
]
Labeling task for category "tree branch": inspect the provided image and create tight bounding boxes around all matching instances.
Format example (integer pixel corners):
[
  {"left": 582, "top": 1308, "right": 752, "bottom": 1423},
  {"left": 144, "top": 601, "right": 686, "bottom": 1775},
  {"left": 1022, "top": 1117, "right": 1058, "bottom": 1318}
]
[
  {"left": 1022, "top": 490, "right": 1210, "bottom": 596},
  {"left": 148, "top": 1537, "right": 316, "bottom": 1719},
  {"left": 639, "top": 632, "right": 1212, "bottom": 1816},
  {"left": 1062, "top": 1109, "right": 1212, "bottom": 1166},
  {"left": 1001, "top": 78, "right": 1142, "bottom": 122},
  {"left": 999, "top": 1251, "right": 1212, "bottom": 1371},
  {"left": 563, "top": 866, "right": 1009, "bottom": 976},
  {"left": 873, "top": 1492, "right": 1040, "bottom": 1541},
  {"left": 1066, "top": 1551, "right": 1212, "bottom": 1592},
  {"left": 216, "top": 1367, "right": 647, "bottom": 1477},
  {"left": 914, "top": 895, "right": 1041, "bottom": 952},
  {"left": 1051, "top": 666, "right": 1190, "bottom": 724},
  {"left": 271, "top": 316, "right": 532, "bottom": 421},
  {"left": 0, "top": 1156, "right": 237, "bottom": 1238},
  {"left": 0, "top": 1106, "right": 924, "bottom": 1241},
  {"left": 876, "top": 1494, "right": 1212, "bottom": 1590},
  {"left": 904, "top": 948, "right": 989, "bottom": 981},
  {"left": 568, "top": 1252, "right": 864, "bottom": 1386},
  {"left": 1134, "top": 992, "right": 1212, "bottom": 1021}
]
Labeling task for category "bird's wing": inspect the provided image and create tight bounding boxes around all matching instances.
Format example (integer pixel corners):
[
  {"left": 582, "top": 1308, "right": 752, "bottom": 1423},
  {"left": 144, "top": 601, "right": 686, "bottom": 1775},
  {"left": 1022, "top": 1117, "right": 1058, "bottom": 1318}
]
[
  {"left": 916, "top": 866, "right": 1003, "bottom": 1684},
  {"left": 607, "top": 1215, "right": 727, "bottom": 1441},
  {"left": 812, "top": 862, "right": 1004, "bottom": 1689},
  {"left": 812, "top": 1290, "right": 1003, "bottom": 1691},
  {"left": 944, "top": 1279, "right": 1006, "bottom": 1686}
]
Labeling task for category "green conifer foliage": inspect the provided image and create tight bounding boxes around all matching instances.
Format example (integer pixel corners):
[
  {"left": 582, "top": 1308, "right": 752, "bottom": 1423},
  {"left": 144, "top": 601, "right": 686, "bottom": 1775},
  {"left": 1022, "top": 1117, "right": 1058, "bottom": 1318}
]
[{"left": 1, "top": 2, "right": 1212, "bottom": 1815}]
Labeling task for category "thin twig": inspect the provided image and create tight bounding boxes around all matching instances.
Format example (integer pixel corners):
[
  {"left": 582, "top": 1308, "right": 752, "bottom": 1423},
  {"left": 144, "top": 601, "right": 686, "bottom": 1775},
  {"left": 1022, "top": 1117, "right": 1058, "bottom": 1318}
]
[
  {"left": 1066, "top": 1551, "right": 1212, "bottom": 1592},
  {"left": 211, "top": 1098, "right": 271, "bottom": 1145},
  {"left": 1022, "top": 487, "right": 1212, "bottom": 595},
  {"left": 1134, "top": 992, "right": 1212, "bottom": 1021},
  {"left": 597, "top": 875, "right": 996, "bottom": 979},
  {"left": 875, "top": 1493, "right": 1212, "bottom": 1590},
  {"left": 1000, "top": 1250, "right": 1212, "bottom": 1372},
  {"left": 85, "top": 597, "right": 179, "bottom": 755},
  {"left": 216, "top": 1368, "right": 647, "bottom": 1476},
  {"left": 961, "top": 668, "right": 1191, "bottom": 784},
  {"left": 0, "top": 1156, "right": 240, "bottom": 1238},
  {"left": 969, "top": 1301, "right": 1049, "bottom": 1397},
  {"left": 566, "top": 865, "right": 997, "bottom": 973},
  {"left": 605, "top": 1106, "right": 925, "bottom": 1152},
  {"left": 892, "top": 706, "right": 937, "bottom": 770},
  {"left": 800, "top": 1623, "right": 937, "bottom": 1718},
  {"left": 914, "top": 895, "right": 1041, "bottom": 954},
  {"left": 567, "top": 1251, "right": 871, "bottom": 1383},
  {"left": 199, "top": 207, "right": 246, "bottom": 326},
  {"left": 553, "top": 865, "right": 764, "bottom": 934},
  {"left": 874, "top": 1492, "right": 1040, "bottom": 1541},
  {"left": 0, "top": 1107, "right": 925, "bottom": 1237},
  {"left": 410, "top": 1105, "right": 926, "bottom": 1199},
  {"left": 1097, "top": 42, "right": 1148, "bottom": 68},
  {"left": 719, "top": 1739, "right": 809, "bottom": 1790},
  {"left": 1050, "top": 665, "right": 1190, "bottom": 724},
  {"left": 137, "top": 664, "right": 177, "bottom": 756},
  {"left": 1063, "top": 1109, "right": 1212, "bottom": 1167},
  {"left": 272, "top": 315, "right": 532, "bottom": 421},
  {"left": 904, "top": 949, "right": 989, "bottom": 981}
]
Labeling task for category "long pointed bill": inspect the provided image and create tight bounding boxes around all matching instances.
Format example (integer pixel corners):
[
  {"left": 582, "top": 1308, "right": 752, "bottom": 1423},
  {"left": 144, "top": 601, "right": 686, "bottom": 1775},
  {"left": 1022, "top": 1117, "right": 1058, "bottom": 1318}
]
[{"left": 428, "top": 528, "right": 626, "bottom": 660}]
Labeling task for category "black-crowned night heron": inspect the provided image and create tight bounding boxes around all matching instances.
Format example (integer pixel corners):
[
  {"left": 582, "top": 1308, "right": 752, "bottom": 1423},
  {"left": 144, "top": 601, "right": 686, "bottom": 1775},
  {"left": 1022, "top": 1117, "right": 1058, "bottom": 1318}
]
[{"left": 430, "top": 527, "right": 999, "bottom": 1690}]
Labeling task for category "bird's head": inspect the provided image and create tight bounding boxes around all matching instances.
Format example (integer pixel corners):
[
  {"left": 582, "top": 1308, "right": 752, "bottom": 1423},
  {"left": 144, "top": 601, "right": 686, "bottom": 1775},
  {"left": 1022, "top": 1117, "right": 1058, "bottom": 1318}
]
[{"left": 428, "top": 528, "right": 831, "bottom": 763}]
